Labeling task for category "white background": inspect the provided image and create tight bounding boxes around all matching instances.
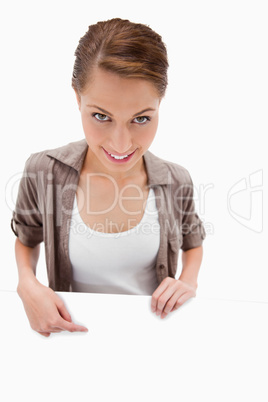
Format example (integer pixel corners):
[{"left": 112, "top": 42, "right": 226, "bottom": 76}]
[{"left": 1, "top": 0, "right": 267, "bottom": 302}]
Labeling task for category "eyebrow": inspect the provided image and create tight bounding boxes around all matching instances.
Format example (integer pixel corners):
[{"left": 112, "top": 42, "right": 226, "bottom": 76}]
[{"left": 86, "top": 104, "right": 156, "bottom": 117}]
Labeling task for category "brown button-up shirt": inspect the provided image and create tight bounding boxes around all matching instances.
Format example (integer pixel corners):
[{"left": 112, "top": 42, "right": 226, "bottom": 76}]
[{"left": 11, "top": 139, "right": 206, "bottom": 291}]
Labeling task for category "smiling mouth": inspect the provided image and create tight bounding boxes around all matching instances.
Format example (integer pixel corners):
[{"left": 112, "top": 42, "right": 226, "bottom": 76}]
[
  {"left": 107, "top": 152, "right": 130, "bottom": 160},
  {"left": 103, "top": 148, "right": 136, "bottom": 161}
]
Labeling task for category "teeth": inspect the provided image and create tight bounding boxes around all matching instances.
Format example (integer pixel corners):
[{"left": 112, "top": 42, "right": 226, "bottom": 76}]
[{"left": 109, "top": 152, "right": 129, "bottom": 160}]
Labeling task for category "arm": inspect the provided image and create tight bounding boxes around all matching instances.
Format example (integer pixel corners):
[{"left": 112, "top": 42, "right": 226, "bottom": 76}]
[
  {"left": 15, "top": 238, "right": 88, "bottom": 337},
  {"left": 179, "top": 245, "right": 203, "bottom": 289},
  {"left": 151, "top": 167, "right": 205, "bottom": 318},
  {"left": 15, "top": 237, "right": 40, "bottom": 287}
]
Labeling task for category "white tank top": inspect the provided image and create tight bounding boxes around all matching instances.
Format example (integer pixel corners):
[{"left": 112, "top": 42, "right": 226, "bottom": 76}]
[{"left": 68, "top": 188, "right": 160, "bottom": 295}]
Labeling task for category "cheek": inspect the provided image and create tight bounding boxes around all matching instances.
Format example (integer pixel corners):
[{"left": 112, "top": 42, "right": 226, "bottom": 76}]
[
  {"left": 138, "top": 122, "right": 158, "bottom": 145},
  {"left": 81, "top": 116, "right": 104, "bottom": 144}
]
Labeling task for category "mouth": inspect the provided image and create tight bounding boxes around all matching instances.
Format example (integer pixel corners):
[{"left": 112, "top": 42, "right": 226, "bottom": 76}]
[{"left": 102, "top": 147, "right": 137, "bottom": 164}]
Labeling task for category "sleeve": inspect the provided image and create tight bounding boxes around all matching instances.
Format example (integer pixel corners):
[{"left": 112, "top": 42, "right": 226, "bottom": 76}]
[
  {"left": 180, "top": 170, "right": 206, "bottom": 252},
  {"left": 10, "top": 154, "right": 44, "bottom": 248}
]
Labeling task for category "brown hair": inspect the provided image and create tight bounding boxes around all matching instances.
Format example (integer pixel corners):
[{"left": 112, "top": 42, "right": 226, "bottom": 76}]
[{"left": 72, "top": 18, "right": 169, "bottom": 98}]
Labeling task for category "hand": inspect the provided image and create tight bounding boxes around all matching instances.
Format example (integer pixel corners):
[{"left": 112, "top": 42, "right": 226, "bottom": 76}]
[
  {"left": 151, "top": 277, "right": 197, "bottom": 319},
  {"left": 17, "top": 279, "right": 88, "bottom": 337}
]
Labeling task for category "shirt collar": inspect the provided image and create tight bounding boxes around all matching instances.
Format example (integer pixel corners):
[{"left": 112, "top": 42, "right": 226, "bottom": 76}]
[
  {"left": 143, "top": 150, "right": 170, "bottom": 186},
  {"left": 46, "top": 139, "right": 170, "bottom": 185},
  {"left": 46, "top": 139, "right": 88, "bottom": 173}
]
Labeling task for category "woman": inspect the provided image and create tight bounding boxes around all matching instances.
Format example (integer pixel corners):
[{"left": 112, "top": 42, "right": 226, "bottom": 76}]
[{"left": 11, "top": 18, "right": 206, "bottom": 337}]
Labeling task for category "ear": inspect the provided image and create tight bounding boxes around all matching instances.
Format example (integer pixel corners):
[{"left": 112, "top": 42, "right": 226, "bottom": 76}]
[{"left": 74, "top": 90, "right": 81, "bottom": 111}]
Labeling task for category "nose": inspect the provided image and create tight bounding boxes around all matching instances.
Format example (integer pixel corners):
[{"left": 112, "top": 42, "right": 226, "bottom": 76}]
[{"left": 108, "top": 126, "right": 133, "bottom": 154}]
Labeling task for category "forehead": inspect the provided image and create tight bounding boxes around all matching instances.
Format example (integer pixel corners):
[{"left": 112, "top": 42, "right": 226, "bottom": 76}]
[{"left": 81, "top": 67, "right": 160, "bottom": 106}]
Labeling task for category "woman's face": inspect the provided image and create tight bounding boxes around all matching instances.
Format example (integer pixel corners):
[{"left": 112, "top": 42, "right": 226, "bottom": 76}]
[{"left": 75, "top": 67, "right": 161, "bottom": 178}]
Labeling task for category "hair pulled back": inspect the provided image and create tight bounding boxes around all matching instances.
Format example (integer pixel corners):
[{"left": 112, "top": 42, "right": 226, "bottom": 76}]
[{"left": 72, "top": 18, "right": 169, "bottom": 98}]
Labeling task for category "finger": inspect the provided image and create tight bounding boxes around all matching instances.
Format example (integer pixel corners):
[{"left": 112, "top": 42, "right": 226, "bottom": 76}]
[
  {"left": 155, "top": 281, "right": 179, "bottom": 316},
  {"left": 48, "top": 327, "right": 65, "bottom": 332},
  {"left": 151, "top": 278, "right": 172, "bottom": 312},
  {"left": 162, "top": 289, "right": 186, "bottom": 317},
  {"left": 38, "top": 331, "right": 51, "bottom": 337},
  {"left": 171, "top": 292, "right": 194, "bottom": 312},
  {"left": 54, "top": 297, "right": 88, "bottom": 332},
  {"left": 160, "top": 288, "right": 188, "bottom": 318},
  {"left": 55, "top": 318, "right": 88, "bottom": 333},
  {"left": 161, "top": 281, "right": 196, "bottom": 317},
  {"left": 55, "top": 298, "right": 72, "bottom": 322},
  {"left": 39, "top": 321, "right": 87, "bottom": 334},
  {"left": 37, "top": 324, "right": 63, "bottom": 334}
]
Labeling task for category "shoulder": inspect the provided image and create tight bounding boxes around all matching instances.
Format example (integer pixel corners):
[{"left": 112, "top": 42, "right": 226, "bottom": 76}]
[
  {"left": 23, "top": 139, "right": 87, "bottom": 173},
  {"left": 144, "top": 150, "right": 193, "bottom": 186}
]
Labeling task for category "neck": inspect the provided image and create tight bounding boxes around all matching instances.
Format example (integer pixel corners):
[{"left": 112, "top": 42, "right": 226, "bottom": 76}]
[{"left": 83, "top": 147, "right": 147, "bottom": 185}]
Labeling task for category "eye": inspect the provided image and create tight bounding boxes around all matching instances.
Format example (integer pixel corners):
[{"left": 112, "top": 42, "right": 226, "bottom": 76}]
[
  {"left": 133, "top": 116, "right": 151, "bottom": 124},
  {"left": 93, "top": 113, "right": 110, "bottom": 122}
]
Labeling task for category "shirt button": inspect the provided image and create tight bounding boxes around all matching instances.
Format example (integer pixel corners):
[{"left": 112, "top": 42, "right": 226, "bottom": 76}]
[{"left": 159, "top": 264, "right": 165, "bottom": 270}]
